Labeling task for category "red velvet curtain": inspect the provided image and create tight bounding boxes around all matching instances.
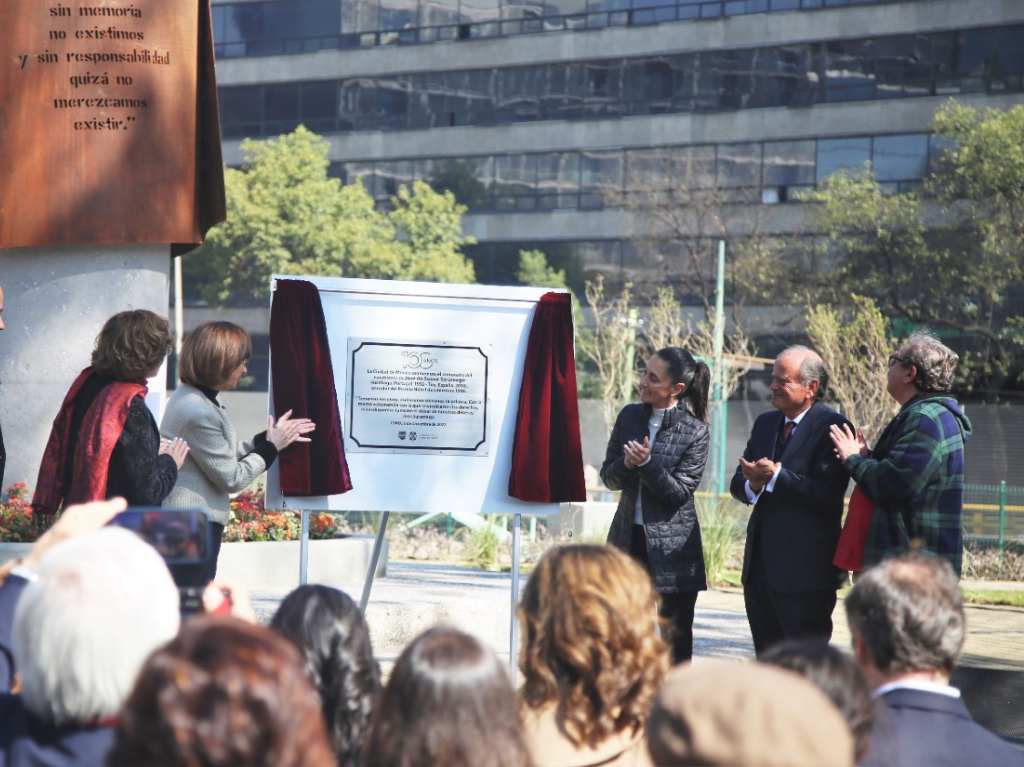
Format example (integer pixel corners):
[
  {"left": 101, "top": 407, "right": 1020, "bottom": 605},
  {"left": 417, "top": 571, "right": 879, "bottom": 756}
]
[
  {"left": 508, "top": 292, "right": 586, "bottom": 502},
  {"left": 269, "top": 280, "right": 352, "bottom": 497}
]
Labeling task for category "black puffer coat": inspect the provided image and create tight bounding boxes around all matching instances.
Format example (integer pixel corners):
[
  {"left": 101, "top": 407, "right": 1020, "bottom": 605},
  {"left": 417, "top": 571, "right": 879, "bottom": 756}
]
[{"left": 602, "top": 402, "right": 710, "bottom": 593}]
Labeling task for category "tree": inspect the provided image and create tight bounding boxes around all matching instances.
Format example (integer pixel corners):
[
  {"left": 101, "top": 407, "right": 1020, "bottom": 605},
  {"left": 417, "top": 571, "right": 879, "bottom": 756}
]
[
  {"left": 517, "top": 249, "right": 567, "bottom": 289},
  {"left": 606, "top": 148, "right": 790, "bottom": 313},
  {"left": 575, "top": 276, "right": 638, "bottom": 431},
  {"left": 806, "top": 101, "right": 1024, "bottom": 395},
  {"left": 642, "top": 287, "right": 754, "bottom": 422},
  {"left": 186, "top": 126, "right": 475, "bottom": 305},
  {"left": 806, "top": 296, "right": 896, "bottom": 443}
]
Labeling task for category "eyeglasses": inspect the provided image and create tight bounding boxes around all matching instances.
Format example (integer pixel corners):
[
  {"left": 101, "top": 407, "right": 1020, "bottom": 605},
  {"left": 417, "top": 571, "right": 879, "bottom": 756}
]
[{"left": 888, "top": 353, "right": 908, "bottom": 368}]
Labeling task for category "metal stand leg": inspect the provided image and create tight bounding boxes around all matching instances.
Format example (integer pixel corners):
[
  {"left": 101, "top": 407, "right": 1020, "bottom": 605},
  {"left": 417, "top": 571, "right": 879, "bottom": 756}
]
[
  {"left": 509, "top": 511, "right": 522, "bottom": 669},
  {"left": 299, "top": 509, "right": 310, "bottom": 586},
  {"left": 360, "top": 511, "right": 390, "bottom": 613}
]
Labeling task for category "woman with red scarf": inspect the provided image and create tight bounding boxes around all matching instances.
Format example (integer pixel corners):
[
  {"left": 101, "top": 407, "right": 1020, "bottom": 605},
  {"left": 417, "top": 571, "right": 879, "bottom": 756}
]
[{"left": 32, "top": 310, "right": 189, "bottom": 524}]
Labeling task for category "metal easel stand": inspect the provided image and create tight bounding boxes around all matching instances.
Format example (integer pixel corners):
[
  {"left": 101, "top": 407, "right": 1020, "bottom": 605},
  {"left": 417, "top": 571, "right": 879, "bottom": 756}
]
[
  {"left": 508, "top": 511, "right": 523, "bottom": 669},
  {"left": 298, "top": 509, "right": 310, "bottom": 585},
  {"left": 360, "top": 511, "right": 391, "bottom": 612}
]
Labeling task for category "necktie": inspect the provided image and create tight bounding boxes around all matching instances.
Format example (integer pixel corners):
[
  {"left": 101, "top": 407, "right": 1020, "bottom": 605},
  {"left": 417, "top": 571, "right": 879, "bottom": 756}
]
[{"left": 781, "top": 420, "right": 796, "bottom": 443}]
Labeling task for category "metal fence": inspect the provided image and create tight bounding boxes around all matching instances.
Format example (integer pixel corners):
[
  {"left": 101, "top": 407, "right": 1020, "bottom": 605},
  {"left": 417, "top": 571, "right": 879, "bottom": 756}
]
[{"left": 964, "top": 482, "right": 1024, "bottom": 550}]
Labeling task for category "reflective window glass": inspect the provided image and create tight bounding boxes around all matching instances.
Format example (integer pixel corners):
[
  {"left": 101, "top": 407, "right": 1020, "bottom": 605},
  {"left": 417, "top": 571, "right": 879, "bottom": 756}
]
[
  {"left": 583, "top": 60, "right": 624, "bottom": 117},
  {"left": 817, "top": 138, "right": 871, "bottom": 183},
  {"left": 379, "top": 0, "right": 419, "bottom": 31},
  {"left": 421, "top": 0, "right": 460, "bottom": 28},
  {"left": 763, "top": 140, "right": 815, "bottom": 186},
  {"left": 870, "top": 34, "right": 933, "bottom": 99},
  {"left": 536, "top": 152, "right": 580, "bottom": 209},
  {"left": 631, "top": 0, "right": 676, "bottom": 27},
  {"left": 542, "top": 63, "right": 585, "bottom": 120},
  {"left": 872, "top": 134, "right": 928, "bottom": 181},
  {"left": 460, "top": 0, "right": 500, "bottom": 33},
  {"left": 496, "top": 67, "right": 542, "bottom": 123},
  {"left": 717, "top": 143, "right": 761, "bottom": 188},
  {"left": 264, "top": 84, "right": 300, "bottom": 133},
  {"left": 580, "top": 150, "right": 623, "bottom": 208},
  {"left": 579, "top": 240, "right": 624, "bottom": 292},
  {"left": 376, "top": 160, "right": 416, "bottom": 197},
  {"left": 494, "top": 154, "right": 538, "bottom": 211},
  {"left": 374, "top": 78, "right": 411, "bottom": 130},
  {"left": 724, "top": 0, "right": 768, "bottom": 15},
  {"left": 823, "top": 38, "right": 877, "bottom": 102},
  {"left": 219, "top": 87, "right": 262, "bottom": 138},
  {"left": 747, "top": 45, "right": 815, "bottom": 108},
  {"left": 624, "top": 58, "right": 673, "bottom": 114}
]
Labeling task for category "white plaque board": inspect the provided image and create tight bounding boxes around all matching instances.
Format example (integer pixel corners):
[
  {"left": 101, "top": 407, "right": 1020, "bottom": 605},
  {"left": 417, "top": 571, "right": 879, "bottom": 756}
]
[
  {"left": 347, "top": 339, "right": 489, "bottom": 456},
  {"left": 265, "top": 276, "right": 565, "bottom": 517}
]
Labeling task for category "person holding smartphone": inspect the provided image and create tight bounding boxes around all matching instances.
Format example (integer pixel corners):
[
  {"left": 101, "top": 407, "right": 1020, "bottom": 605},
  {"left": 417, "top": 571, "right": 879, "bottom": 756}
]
[{"left": 161, "top": 322, "right": 315, "bottom": 580}]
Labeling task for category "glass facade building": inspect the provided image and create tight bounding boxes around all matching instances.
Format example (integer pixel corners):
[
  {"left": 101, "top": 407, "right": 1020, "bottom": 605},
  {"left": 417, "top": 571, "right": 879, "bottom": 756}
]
[
  {"left": 219, "top": 25, "right": 1024, "bottom": 138},
  {"left": 212, "top": 0, "right": 932, "bottom": 55},
  {"left": 330, "top": 131, "right": 942, "bottom": 211},
  {"left": 213, "top": 0, "right": 1024, "bottom": 304}
]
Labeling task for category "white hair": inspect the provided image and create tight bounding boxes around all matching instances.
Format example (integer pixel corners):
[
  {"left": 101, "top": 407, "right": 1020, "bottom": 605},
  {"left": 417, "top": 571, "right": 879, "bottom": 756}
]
[{"left": 12, "top": 527, "right": 180, "bottom": 724}]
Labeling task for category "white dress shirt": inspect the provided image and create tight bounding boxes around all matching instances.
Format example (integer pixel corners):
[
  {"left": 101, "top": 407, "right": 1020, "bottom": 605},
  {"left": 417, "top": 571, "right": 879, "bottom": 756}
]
[
  {"left": 634, "top": 407, "right": 667, "bottom": 524},
  {"left": 873, "top": 679, "right": 961, "bottom": 700},
  {"left": 744, "top": 404, "right": 812, "bottom": 504}
]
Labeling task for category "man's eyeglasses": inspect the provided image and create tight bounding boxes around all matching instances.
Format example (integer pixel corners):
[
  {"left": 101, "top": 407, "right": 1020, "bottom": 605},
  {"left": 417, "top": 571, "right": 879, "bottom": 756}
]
[{"left": 888, "top": 353, "right": 908, "bottom": 368}]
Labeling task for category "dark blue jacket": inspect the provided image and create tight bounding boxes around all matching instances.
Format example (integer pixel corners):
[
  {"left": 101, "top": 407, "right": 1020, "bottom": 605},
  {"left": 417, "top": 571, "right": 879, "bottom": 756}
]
[
  {"left": 0, "top": 575, "right": 28, "bottom": 694},
  {"left": 0, "top": 696, "right": 115, "bottom": 767},
  {"left": 861, "top": 688, "right": 1024, "bottom": 767}
]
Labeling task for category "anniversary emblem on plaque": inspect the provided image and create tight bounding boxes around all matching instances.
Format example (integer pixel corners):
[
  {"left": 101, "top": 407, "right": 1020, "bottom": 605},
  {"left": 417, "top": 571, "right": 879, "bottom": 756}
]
[{"left": 347, "top": 339, "right": 489, "bottom": 455}]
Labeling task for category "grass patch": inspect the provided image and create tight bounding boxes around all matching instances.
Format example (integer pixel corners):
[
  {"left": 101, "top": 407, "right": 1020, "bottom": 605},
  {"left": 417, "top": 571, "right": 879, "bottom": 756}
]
[{"left": 961, "top": 590, "right": 1024, "bottom": 608}]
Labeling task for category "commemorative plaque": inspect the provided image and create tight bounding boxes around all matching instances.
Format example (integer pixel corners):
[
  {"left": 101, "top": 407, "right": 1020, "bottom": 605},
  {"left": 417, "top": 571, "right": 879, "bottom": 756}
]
[{"left": 347, "top": 339, "right": 489, "bottom": 455}]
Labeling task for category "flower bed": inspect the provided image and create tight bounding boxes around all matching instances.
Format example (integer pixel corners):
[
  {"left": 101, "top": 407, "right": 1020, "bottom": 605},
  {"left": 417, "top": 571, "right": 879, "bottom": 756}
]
[{"left": 0, "top": 485, "right": 340, "bottom": 543}]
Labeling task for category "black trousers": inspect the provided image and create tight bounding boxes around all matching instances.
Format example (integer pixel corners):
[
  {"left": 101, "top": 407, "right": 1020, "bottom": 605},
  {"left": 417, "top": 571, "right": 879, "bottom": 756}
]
[
  {"left": 744, "top": 548, "right": 836, "bottom": 657},
  {"left": 630, "top": 524, "right": 699, "bottom": 664},
  {"left": 205, "top": 522, "right": 225, "bottom": 583}
]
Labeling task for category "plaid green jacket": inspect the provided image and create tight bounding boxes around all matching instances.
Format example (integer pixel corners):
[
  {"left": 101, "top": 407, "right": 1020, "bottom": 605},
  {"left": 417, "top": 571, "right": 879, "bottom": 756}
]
[{"left": 846, "top": 394, "right": 971, "bottom": 576}]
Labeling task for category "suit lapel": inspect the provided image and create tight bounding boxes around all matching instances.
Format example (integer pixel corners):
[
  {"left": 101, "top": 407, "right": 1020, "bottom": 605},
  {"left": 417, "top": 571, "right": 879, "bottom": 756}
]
[
  {"left": 760, "top": 411, "right": 786, "bottom": 460},
  {"left": 778, "top": 402, "right": 822, "bottom": 461}
]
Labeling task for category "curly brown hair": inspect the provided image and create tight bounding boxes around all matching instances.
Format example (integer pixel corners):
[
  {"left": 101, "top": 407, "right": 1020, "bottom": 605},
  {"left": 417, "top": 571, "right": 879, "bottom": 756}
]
[
  {"left": 91, "top": 309, "right": 173, "bottom": 381},
  {"left": 518, "top": 544, "right": 670, "bottom": 749},
  {"left": 108, "top": 616, "right": 335, "bottom": 767}
]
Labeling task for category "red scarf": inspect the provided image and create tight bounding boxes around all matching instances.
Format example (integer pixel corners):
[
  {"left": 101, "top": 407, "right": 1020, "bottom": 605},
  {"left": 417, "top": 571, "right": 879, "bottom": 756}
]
[{"left": 32, "top": 368, "right": 147, "bottom": 524}]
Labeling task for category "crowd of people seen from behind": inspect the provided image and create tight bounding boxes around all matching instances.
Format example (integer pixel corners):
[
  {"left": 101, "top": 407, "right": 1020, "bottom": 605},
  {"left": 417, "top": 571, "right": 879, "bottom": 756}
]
[
  {"left": 0, "top": 300, "right": 1020, "bottom": 766},
  {"left": 2, "top": 513, "right": 1021, "bottom": 767}
]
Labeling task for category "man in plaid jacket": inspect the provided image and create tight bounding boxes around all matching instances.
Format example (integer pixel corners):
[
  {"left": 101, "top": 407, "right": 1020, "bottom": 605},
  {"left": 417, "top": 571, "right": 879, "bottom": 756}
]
[{"left": 831, "top": 333, "right": 971, "bottom": 576}]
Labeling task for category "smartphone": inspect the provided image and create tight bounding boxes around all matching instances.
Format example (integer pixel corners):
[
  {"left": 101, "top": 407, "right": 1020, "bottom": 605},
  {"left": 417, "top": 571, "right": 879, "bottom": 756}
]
[{"left": 110, "top": 509, "right": 211, "bottom": 565}]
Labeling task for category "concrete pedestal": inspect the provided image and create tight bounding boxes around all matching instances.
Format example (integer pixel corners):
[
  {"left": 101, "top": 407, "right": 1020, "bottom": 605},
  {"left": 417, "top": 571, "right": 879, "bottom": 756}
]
[{"left": 0, "top": 245, "right": 170, "bottom": 491}]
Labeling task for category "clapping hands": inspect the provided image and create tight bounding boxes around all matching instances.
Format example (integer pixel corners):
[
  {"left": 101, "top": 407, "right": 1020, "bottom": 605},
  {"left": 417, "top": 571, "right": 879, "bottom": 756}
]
[{"left": 623, "top": 436, "right": 651, "bottom": 469}]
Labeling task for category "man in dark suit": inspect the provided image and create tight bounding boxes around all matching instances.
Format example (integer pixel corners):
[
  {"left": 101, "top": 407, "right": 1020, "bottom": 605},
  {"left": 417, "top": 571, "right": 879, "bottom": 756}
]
[
  {"left": 847, "top": 552, "right": 1023, "bottom": 767},
  {"left": 730, "top": 345, "right": 850, "bottom": 656}
]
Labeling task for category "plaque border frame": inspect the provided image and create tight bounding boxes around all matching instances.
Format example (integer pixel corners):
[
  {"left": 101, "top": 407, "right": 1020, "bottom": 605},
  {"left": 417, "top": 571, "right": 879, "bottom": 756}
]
[{"left": 346, "top": 339, "right": 490, "bottom": 455}]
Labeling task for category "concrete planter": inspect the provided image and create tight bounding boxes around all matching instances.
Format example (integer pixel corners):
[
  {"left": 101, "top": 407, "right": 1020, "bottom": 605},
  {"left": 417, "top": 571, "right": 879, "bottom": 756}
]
[
  {"left": 0, "top": 537, "right": 387, "bottom": 594},
  {"left": 0, "top": 542, "right": 32, "bottom": 568},
  {"left": 217, "top": 535, "right": 387, "bottom": 592}
]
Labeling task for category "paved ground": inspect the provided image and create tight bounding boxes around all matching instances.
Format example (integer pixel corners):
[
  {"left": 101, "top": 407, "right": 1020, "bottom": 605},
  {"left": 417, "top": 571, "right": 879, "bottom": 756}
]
[{"left": 251, "top": 561, "right": 1024, "bottom": 745}]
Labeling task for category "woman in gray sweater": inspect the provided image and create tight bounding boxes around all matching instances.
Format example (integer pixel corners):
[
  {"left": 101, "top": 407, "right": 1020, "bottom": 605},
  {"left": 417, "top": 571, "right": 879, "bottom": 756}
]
[{"left": 161, "top": 322, "right": 314, "bottom": 579}]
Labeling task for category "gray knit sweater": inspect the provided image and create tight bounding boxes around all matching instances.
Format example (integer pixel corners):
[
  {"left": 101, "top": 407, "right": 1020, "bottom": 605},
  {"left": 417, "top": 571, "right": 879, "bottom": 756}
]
[{"left": 160, "top": 384, "right": 268, "bottom": 525}]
